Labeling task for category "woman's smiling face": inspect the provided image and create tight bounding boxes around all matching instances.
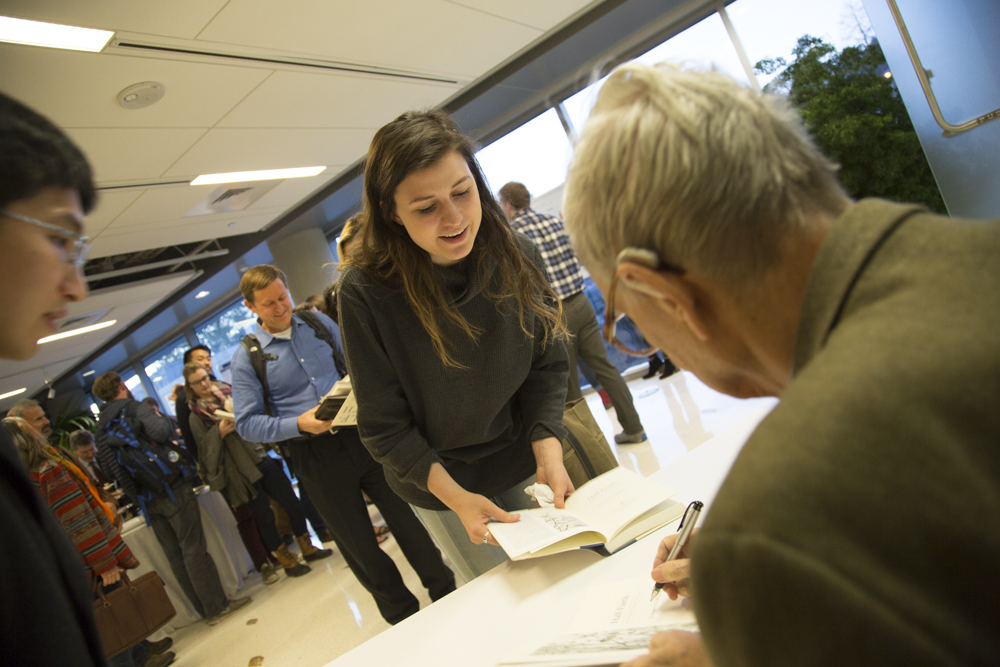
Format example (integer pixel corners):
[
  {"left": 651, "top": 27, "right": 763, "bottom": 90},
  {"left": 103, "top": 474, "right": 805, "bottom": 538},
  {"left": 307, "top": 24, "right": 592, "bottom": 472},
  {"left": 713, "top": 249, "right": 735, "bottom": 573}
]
[{"left": 391, "top": 150, "right": 482, "bottom": 266}]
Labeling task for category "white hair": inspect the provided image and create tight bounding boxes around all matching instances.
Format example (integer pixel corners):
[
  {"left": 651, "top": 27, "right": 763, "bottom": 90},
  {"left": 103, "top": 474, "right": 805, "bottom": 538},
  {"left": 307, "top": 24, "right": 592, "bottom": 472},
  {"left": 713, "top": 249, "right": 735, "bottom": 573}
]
[
  {"left": 6, "top": 398, "right": 40, "bottom": 419},
  {"left": 563, "top": 62, "right": 847, "bottom": 287}
]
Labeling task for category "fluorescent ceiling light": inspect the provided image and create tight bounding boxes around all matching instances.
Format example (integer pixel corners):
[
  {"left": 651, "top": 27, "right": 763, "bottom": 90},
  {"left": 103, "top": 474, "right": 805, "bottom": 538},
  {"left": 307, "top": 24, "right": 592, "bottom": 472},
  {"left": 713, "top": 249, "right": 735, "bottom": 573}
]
[
  {"left": 195, "top": 290, "right": 211, "bottom": 299},
  {"left": 0, "top": 388, "right": 27, "bottom": 401},
  {"left": 0, "top": 16, "right": 114, "bottom": 52},
  {"left": 82, "top": 370, "right": 95, "bottom": 377},
  {"left": 38, "top": 319, "right": 117, "bottom": 344},
  {"left": 190, "top": 166, "right": 326, "bottom": 186}
]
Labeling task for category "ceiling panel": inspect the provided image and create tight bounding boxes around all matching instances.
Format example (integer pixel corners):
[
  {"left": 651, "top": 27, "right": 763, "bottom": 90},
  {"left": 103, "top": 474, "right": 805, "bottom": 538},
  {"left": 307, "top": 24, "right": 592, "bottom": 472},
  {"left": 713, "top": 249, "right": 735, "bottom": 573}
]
[
  {"left": 162, "top": 128, "right": 374, "bottom": 177},
  {"left": 0, "top": 0, "right": 231, "bottom": 40},
  {"left": 103, "top": 185, "right": 251, "bottom": 229},
  {"left": 250, "top": 172, "right": 347, "bottom": 209},
  {"left": 195, "top": 0, "right": 542, "bottom": 80},
  {"left": 89, "top": 211, "right": 280, "bottom": 258},
  {"left": 446, "top": 0, "right": 597, "bottom": 31},
  {"left": 85, "top": 189, "right": 145, "bottom": 236},
  {"left": 0, "top": 45, "right": 272, "bottom": 129},
  {"left": 62, "top": 127, "right": 208, "bottom": 183},
  {"left": 217, "top": 70, "right": 460, "bottom": 129}
]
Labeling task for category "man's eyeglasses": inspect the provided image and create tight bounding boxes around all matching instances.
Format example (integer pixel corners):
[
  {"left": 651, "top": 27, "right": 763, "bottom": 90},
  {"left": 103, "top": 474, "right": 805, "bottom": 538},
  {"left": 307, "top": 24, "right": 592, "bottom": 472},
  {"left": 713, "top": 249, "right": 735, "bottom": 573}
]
[
  {"left": 602, "top": 248, "right": 683, "bottom": 357},
  {"left": 1, "top": 209, "right": 91, "bottom": 269}
]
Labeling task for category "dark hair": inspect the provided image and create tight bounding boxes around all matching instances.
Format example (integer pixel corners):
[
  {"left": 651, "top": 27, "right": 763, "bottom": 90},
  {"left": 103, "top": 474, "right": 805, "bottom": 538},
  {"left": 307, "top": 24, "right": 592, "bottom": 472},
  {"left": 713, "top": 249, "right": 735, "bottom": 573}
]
[
  {"left": 352, "top": 109, "right": 564, "bottom": 367},
  {"left": 182, "top": 344, "right": 212, "bottom": 365},
  {"left": 292, "top": 303, "right": 316, "bottom": 314},
  {"left": 69, "top": 429, "right": 95, "bottom": 448},
  {"left": 305, "top": 295, "right": 325, "bottom": 310},
  {"left": 0, "top": 92, "right": 96, "bottom": 213},
  {"left": 92, "top": 371, "right": 122, "bottom": 402},
  {"left": 141, "top": 397, "right": 160, "bottom": 409},
  {"left": 498, "top": 182, "right": 531, "bottom": 210},
  {"left": 322, "top": 281, "right": 339, "bottom": 324}
]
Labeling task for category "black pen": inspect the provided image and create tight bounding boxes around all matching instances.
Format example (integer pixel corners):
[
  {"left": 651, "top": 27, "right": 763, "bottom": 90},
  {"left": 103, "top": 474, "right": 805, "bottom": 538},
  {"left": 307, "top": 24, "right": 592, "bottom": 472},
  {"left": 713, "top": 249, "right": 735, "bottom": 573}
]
[{"left": 651, "top": 500, "right": 703, "bottom": 601}]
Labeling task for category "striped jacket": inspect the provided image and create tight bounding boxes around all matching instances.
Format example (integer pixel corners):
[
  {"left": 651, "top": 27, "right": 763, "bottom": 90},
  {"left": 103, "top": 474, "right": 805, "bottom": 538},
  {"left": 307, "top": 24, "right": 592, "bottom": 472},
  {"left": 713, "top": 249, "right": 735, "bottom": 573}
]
[{"left": 30, "top": 459, "right": 138, "bottom": 577}]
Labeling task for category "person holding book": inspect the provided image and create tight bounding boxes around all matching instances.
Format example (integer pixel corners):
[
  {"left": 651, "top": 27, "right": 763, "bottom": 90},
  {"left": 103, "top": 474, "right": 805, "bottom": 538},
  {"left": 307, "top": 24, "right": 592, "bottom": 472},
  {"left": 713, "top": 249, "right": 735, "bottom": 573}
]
[
  {"left": 181, "top": 361, "right": 330, "bottom": 580},
  {"left": 336, "top": 109, "right": 574, "bottom": 582},
  {"left": 561, "top": 62, "right": 1000, "bottom": 665},
  {"left": 230, "top": 264, "right": 456, "bottom": 625}
]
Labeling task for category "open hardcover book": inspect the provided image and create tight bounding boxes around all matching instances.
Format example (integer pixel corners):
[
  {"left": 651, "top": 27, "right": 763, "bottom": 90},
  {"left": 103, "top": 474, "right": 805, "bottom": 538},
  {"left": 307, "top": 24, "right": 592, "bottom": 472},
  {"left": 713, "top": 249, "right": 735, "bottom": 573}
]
[
  {"left": 487, "top": 467, "right": 685, "bottom": 560},
  {"left": 315, "top": 377, "right": 357, "bottom": 426}
]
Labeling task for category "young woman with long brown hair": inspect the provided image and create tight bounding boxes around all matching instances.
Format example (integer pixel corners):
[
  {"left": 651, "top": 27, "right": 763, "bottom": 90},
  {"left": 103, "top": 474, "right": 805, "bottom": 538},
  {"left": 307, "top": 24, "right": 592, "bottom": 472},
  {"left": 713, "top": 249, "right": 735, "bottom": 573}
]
[{"left": 337, "top": 109, "right": 573, "bottom": 581}]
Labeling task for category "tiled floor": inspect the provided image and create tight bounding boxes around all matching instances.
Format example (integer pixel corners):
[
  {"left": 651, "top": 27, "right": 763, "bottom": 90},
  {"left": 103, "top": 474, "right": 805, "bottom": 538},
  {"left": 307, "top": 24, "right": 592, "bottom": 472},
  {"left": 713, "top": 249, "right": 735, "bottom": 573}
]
[{"left": 162, "top": 369, "right": 775, "bottom": 666}]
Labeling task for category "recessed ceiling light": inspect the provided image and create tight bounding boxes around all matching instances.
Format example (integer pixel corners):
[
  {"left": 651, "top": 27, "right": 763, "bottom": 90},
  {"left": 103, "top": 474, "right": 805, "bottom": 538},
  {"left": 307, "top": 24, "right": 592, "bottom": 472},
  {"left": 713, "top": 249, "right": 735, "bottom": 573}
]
[
  {"left": 0, "top": 388, "right": 27, "bottom": 400},
  {"left": 38, "top": 319, "right": 117, "bottom": 344},
  {"left": 82, "top": 370, "right": 96, "bottom": 377},
  {"left": 195, "top": 290, "right": 211, "bottom": 299},
  {"left": 190, "top": 166, "right": 326, "bottom": 186},
  {"left": 0, "top": 16, "right": 114, "bottom": 52}
]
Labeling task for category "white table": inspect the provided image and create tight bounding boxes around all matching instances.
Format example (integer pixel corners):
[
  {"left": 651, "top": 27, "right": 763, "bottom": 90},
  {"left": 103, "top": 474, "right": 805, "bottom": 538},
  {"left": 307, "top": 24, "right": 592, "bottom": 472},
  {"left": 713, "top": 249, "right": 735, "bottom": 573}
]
[
  {"left": 326, "top": 404, "right": 775, "bottom": 667},
  {"left": 121, "top": 486, "right": 255, "bottom": 631}
]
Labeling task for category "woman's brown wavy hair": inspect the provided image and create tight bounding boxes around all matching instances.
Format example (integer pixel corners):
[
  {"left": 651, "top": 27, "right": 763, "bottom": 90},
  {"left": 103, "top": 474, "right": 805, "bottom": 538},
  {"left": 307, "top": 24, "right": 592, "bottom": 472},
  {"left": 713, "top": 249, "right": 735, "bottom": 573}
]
[{"left": 349, "top": 109, "right": 565, "bottom": 368}]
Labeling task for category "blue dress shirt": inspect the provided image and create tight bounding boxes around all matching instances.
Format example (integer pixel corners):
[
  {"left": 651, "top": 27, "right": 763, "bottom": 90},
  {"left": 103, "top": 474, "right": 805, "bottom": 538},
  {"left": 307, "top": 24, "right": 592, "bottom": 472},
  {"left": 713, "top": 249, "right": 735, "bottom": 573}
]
[{"left": 230, "top": 312, "right": 344, "bottom": 444}]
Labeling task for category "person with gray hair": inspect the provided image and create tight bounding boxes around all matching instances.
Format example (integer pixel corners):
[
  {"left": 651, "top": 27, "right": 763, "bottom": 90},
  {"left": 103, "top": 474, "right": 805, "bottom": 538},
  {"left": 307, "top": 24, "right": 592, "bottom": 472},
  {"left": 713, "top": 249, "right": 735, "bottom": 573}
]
[
  {"left": 563, "top": 62, "right": 1000, "bottom": 665},
  {"left": 6, "top": 398, "right": 52, "bottom": 438}
]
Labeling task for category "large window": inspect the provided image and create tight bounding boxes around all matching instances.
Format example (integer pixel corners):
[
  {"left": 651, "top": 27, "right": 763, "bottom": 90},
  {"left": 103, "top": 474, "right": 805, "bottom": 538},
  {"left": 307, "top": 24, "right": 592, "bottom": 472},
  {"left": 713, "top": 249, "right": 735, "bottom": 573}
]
[
  {"left": 120, "top": 368, "right": 148, "bottom": 403},
  {"left": 142, "top": 337, "right": 189, "bottom": 416},
  {"left": 476, "top": 108, "right": 574, "bottom": 202},
  {"left": 194, "top": 298, "right": 257, "bottom": 384}
]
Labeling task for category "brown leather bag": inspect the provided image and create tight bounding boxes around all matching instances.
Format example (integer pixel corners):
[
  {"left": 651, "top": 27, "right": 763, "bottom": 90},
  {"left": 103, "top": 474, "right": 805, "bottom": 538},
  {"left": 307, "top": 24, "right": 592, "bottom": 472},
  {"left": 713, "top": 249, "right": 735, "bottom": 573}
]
[
  {"left": 561, "top": 398, "right": 619, "bottom": 488},
  {"left": 92, "top": 571, "right": 176, "bottom": 658}
]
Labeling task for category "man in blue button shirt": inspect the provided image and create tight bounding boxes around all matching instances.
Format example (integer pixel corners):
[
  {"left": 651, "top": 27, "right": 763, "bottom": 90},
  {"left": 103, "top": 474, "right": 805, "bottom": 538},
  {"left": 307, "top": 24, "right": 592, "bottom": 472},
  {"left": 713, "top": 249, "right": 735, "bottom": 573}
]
[{"left": 230, "top": 264, "right": 455, "bottom": 624}]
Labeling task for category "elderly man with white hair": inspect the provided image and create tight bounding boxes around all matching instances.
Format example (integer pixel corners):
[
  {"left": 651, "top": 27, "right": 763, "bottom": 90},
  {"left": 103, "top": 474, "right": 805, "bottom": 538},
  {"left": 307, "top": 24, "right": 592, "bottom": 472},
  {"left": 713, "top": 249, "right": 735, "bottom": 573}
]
[{"left": 562, "top": 62, "right": 1000, "bottom": 666}]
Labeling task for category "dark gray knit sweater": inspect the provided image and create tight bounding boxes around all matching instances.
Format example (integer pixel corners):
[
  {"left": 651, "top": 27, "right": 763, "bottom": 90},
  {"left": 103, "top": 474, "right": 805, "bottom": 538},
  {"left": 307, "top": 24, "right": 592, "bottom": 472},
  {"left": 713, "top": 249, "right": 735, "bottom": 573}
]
[{"left": 337, "top": 233, "right": 569, "bottom": 510}]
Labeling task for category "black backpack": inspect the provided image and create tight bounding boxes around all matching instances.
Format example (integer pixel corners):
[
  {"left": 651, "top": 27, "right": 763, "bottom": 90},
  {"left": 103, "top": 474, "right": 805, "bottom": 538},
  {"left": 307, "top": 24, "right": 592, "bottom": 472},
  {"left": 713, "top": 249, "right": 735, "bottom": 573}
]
[
  {"left": 239, "top": 310, "right": 348, "bottom": 418},
  {"left": 103, "top": 402, "right": 196, "bottom": 521}
]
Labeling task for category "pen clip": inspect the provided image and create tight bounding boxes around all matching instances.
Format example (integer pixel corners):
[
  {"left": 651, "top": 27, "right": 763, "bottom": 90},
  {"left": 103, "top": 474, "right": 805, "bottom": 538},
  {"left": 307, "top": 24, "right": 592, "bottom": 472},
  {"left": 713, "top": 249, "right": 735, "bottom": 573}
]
[{"left": 678, "top": 500, "right": 704, "bottom": 530}]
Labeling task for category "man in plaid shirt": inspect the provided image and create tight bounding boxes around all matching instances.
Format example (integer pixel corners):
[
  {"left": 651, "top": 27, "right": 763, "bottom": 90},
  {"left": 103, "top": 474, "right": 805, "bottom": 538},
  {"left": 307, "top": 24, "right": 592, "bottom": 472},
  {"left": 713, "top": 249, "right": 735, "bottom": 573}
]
[{"left": 500, "top": 182, "right": 646, "bottom": 444}]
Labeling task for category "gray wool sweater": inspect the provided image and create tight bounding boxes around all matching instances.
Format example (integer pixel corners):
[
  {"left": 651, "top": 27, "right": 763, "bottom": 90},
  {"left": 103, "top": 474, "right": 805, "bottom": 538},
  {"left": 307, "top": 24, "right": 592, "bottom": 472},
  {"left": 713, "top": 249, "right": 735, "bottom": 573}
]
[{"left": 337, "top": 233, "right": 569, "bottom": 510}]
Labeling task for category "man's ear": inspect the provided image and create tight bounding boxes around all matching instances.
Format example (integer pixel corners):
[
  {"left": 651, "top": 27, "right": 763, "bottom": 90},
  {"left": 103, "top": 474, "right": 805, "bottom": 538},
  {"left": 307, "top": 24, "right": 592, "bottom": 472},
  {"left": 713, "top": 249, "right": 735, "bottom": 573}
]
[
  {"left": 616, "top": 262, "right": 710, "bottom": 341},
  {"left": 243, "top": 298, "right": 256, "bottom": 315}
]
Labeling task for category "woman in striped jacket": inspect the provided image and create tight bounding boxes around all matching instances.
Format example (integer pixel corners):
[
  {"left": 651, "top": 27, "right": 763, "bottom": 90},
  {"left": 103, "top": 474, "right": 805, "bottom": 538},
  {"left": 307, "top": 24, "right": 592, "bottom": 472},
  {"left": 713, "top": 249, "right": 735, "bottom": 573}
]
[{"left": 5, "top": 416, "right": 138, "bottom": 586}]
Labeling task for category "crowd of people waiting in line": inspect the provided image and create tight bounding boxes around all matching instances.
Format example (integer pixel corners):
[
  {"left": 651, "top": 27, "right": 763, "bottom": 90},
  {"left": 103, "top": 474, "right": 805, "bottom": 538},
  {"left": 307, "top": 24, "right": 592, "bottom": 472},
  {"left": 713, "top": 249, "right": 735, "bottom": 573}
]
[{"left": 2, "top": 53, "right": 998, "bottom": 667}]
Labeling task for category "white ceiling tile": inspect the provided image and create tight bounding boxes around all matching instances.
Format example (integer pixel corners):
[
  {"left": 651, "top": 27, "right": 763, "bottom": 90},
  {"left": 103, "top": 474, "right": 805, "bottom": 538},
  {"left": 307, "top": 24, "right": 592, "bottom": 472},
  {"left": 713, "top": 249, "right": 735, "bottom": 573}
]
[
  {"left": 89, "top": 212, "right": 279, "bottom": 258},
  {"left": 0, "top": 45, "right": 272, "bottom": 129},
  {"left": 218, "top": 70, "right": 460, "bottom": 129},
  {"left": 62, "top": 127, "right": 207, "bottom": 183},
  {"left": 196, "top": 0, "right": 542, "bottom": 80},
  {"left": 161, "top": 128, "right": 374, "bottom": 178},
  {"left": 249, "top": 172, "right": 345, "bottom": 209},
  {"left": 446, "top": 0, "right": 597, "bottom": 31},
  {"left": 0, "top": 0, "right": 231, "bottom": 40},
  {"left": 85, "top": 189, "right": 144, "bottom": 236}
]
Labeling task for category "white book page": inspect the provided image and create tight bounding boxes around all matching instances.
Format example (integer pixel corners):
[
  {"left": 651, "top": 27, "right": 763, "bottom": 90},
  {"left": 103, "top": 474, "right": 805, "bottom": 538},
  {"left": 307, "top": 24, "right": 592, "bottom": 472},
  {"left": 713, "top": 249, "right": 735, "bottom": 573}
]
[
  {"left": 330, "top": 390, "right": 357, "bottom": 427},
  {"left": 566, "top": 468, "right": 675, "bottom": 538},
  {"left": 486, "top": 508, "right": 596, "bottom": 557}
]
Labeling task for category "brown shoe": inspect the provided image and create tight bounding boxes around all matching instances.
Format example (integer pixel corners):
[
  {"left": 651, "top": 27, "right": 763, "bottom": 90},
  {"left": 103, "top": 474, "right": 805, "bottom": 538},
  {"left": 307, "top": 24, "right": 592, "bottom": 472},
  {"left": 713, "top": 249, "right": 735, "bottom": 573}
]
[
  {"left": 317, "top": 529, "right": 336, "bottom": 543},
  {"left": 273, "top": 543, "right": 311, "bottom": 577},
  {"left": 296, "top": 534, "right": 334, "bottom": 562}
]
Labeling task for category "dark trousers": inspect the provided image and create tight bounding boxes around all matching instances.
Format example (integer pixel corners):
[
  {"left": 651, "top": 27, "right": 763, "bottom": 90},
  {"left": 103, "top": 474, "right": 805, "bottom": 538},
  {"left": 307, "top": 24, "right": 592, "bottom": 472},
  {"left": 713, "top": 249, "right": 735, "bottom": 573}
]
[
  {"left": 281, "top": 454, "right": 328, "bottom": 534},
  {"left": 146, "top": 482, "right": 228, "bottom": 618},
  {"left": 563, "top": 291, "right": 644, "bottom": 433},
  {"left": 231, "top": 503, "right": 273, "bottom": 570},
  {"left": 244, "top": 456, "right": 308, "bottom": 552},
  {"left": 290, "top": 429, "right": 455, "bottom": 624}
]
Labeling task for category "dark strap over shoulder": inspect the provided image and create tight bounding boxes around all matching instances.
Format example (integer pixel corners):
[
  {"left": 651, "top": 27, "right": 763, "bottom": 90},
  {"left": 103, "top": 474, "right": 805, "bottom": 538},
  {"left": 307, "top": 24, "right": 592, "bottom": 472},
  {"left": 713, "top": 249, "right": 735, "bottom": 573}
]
[
  {"left": 296, "top": 310, "right": 348, "bottom": 378},
  {"left": 238, "top": 312, "right": 347, "bottom": 418}
]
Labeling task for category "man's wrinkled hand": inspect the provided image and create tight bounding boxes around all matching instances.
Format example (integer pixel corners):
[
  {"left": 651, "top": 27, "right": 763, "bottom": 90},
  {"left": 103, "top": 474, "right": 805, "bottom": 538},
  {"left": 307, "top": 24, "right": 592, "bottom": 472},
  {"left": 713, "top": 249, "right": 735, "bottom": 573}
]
[{"left": 651, "top": 529, "right": 698, "bottom": 600}]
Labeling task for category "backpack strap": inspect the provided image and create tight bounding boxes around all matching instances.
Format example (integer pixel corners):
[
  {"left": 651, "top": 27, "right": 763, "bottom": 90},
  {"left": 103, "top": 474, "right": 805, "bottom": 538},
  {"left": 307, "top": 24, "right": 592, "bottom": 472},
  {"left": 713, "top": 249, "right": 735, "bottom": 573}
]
[
  {"left": 240, "top": 333, "right": 273, "bottom": 417},
  {"left": 296, "top": 310, "right": 348, "bottom": 378}
]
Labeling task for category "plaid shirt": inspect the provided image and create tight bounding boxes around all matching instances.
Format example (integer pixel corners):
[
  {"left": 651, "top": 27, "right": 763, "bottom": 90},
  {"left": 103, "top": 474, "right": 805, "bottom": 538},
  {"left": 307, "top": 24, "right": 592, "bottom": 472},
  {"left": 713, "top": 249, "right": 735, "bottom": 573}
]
[{"left": 509, "top": 208, "right": 584, "bottom": 300}]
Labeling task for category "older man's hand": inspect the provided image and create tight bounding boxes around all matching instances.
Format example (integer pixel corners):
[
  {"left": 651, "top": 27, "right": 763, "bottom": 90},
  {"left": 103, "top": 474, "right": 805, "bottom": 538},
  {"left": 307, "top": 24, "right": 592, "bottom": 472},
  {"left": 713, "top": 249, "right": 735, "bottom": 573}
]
[{"left": 622, "top": 631, "right": 709, "bottom": 667}]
